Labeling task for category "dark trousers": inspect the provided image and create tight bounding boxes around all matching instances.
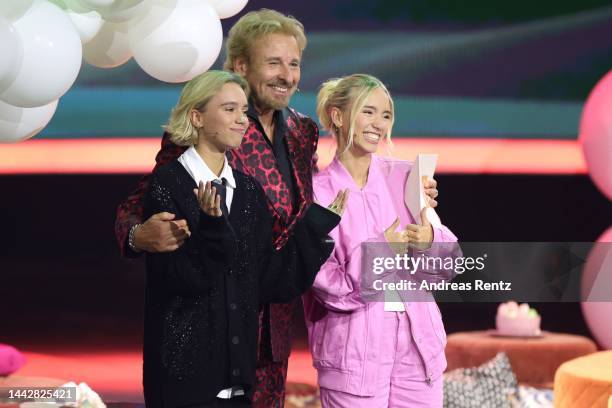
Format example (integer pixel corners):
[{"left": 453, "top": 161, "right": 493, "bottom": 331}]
[{"left": 179, "top": 396, "right": 250, "bottom": 407}]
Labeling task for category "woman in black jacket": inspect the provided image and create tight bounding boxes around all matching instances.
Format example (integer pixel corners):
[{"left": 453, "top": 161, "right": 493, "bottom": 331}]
[{"left": 142, "top": 71, "right": 345, "bottom": 408}]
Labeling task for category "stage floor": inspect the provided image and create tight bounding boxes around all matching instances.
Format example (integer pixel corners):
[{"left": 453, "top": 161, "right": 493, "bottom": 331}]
[{"left": 10, "top": 344, "right": 317, "bottom": 403}]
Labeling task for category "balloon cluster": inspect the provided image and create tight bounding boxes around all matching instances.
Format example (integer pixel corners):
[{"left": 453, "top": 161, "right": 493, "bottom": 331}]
[{"left": 0, "top": 0, "right": 248, "bottom": 143}]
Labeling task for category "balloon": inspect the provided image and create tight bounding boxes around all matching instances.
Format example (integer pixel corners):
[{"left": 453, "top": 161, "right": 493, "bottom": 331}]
[
  {"left": 98, "top": 0, "right": 148, "bottom": 23},
  {"left": 80, "top": 0, "right": 115, "bottom": 8},
  {"left": 48, "top": 0, "right": 103, "bottom": 44},
  {"left": 129, "top": 0, "right": 222, "bottom": 83},
  {"left": 0, "top": 99, "right": 58, "bottom": 143},
  {"left": 64, "top": 0, "right": 94, "bottom": 13},
  {"left": 579, "top": 70, "right": 612, "bottom": 200},
  {"left": 0, "top": 0, "right": 81, "bottom": 108},
  {"left": 0, "top": 16, "right": 22, "bottom": 92},
  {"left": 67, "top": 9, "right": 103, "bottom": 44},
  {"left": 83, "top": 20, "right": 132, "bottom": 68},
  {"left": 0, "top": 0, "right": 35, "bottom": 21},
  {"left": 206, "top": 0, "right": 248, "bottom": 19},
  {"left": 581, "top": 227, "right": 612, "bottom": 349}
]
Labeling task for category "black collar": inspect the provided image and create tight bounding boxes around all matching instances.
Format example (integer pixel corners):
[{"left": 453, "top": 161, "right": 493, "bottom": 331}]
[
  {"left": 246, "top": 101, "right": 291, "bottom": 131},
  {"left": 246, "top": 100, "right": 291, "bottom": 147}
]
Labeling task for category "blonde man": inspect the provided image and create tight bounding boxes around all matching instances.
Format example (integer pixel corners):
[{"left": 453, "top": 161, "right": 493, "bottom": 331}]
[{"left": 116, "top": 9, "right": 322, "bottom": 407}]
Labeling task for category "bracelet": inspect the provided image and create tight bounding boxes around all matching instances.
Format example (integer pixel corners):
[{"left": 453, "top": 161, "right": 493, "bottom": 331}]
[{"left": 128, "top": 223, "right": 143, "bottom": 253}]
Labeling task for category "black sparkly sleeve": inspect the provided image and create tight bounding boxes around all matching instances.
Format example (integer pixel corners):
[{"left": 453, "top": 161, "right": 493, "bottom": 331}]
[
  {"left": 256, "top": 189, "right": 337, "bottom": 304},
  {"left": 115, "top": 132, "right": 186, "bottom": 259},
  {"left": 144, "top": 172, "right": 234, "bottom": 295}
]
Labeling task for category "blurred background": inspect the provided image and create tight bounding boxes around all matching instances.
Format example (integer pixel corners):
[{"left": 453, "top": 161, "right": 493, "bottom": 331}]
[
  {"left": 1, "top": 0, "right": 611, "bottom": 403},
  {"left": 18, "top": 0, "right": 612, "bottom": 139}
]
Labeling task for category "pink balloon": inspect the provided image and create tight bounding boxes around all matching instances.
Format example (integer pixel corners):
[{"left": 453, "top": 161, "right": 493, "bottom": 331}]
[
  {"left": 581, "top": 227, "right": 612, "bottom": 349},
  {"left": 579, "top": 71, "right": 612, "bottom": 200}
]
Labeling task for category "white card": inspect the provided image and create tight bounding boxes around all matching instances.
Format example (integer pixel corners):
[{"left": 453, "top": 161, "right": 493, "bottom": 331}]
[{"left": 405, "top": 154, "right": 442, "bottom": 228}]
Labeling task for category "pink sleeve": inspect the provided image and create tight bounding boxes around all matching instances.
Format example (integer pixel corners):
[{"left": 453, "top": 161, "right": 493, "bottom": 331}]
[
  {"left": 310, "top": 241, "right": 364, "bottom": 312},
  {"left": 432, "top": 224, "right": 458, "bottom": 244},
  {"left": 309, "top": 181, "right": 373, "bottom": 312},
  {"left": 310, "top": 223, "right": 395, "bottom": 311},
  {"left": 414, "top": 225, "right": 461, "bottom": 283}
]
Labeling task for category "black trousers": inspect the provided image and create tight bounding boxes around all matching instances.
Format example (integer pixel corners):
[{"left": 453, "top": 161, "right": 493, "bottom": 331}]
[{"left": 179, "top": 396, "right": 251, "bottom": 408}]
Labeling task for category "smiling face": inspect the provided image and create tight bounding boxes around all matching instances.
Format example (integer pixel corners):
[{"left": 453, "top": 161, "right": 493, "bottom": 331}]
[
  {"left": 191, "top": 82, "right": 249, "bottom": 152},
  {"left": 235, "top": 33, "right": 301, "bottom": 112},
  {"left": 340, "top": 87, "right": 393, "bottom": 156}
]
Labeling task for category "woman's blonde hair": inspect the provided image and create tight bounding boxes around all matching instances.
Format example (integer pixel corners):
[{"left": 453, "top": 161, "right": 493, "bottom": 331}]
[
  {"left": 317, "top": 74, "right": 394, "bottom": 155},
  {"left": 165, "top": 70, "right": 249, "bottom": 146},
  {"left": 223, "top": 9, "right": 307, "bottom": 71}
]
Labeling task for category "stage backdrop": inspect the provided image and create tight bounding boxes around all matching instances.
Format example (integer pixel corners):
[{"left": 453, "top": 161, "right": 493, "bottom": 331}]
[{"left": 34, "top": 0, "right": 612, "bottom": 140}]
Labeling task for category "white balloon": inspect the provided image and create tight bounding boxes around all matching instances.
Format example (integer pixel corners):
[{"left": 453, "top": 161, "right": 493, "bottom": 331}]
[
  {"left": 68, "top": 9, "right": 103, "bottom": 44},
  {"left": 83, "top": 20, "right": 132, "bottom": 68},
  {"left": 0, "top": 17, "right": 22, "bottom": 91},
  {"left": 129, "top": 0, "right": 222, "bottom": 83},
  {"left": 0, "top": 0, "right": 82, "bottom": 108},
  {"left": 48, "top": 0, "right": 103, "bottom": 44},
  {"left": 0, "top": 0, "right": 35, "bottom": 21},
  {"left": 98, "top": 0, "right": 148, "bottom": 23},
  {"left": 64, "top": 0, "right": 94, "bottom": 13},
  {"left": 0, "top": 99, "right": 58, "bottom": 143},
  {"left": 81, "top": 0, "right": 115, "bottom": 8},
  {"left": 206, "top": 0, "right": 247, "bottom": 19}
]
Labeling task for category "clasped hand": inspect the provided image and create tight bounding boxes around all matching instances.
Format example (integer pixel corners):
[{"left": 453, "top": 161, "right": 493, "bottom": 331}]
[
  {"left": 384, "top": 207, "right": 433, "bottom": 253},
  {"left": 194, "top": 181, "right": 223, "bottom": 217},
  {"left": 384, "top": 176, "right": 439, "bottom": 252}
]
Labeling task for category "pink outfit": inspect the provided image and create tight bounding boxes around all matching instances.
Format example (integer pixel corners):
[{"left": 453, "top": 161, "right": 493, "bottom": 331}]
[
  {"left": 303, "top": 155, "right": 459, "bottom": 406},
  {"left": 319, "top": 312, "right": 443, "bottom": 408}
]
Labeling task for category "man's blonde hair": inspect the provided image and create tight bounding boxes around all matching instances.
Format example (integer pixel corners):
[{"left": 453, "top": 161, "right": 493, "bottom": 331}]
[
  {"left": 317, "top": 74, "right": 394, "bottom": 155},
  {"left": 165, "top": 70, "right": 249, "bottom": 146},
  {"left": 223, "top": 9, "right": 307, "bottom": 71}
]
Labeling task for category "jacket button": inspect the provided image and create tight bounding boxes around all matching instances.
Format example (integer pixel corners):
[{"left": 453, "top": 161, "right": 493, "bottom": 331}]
[
  {"left": 232, "top": 336, "right": 240, "bottom": 345},
  {"left": 232, "top": 368, "right": 240, "bottom": 376},
  {"left": 230, "top": 303, "right": 237, "bottom": 310}
]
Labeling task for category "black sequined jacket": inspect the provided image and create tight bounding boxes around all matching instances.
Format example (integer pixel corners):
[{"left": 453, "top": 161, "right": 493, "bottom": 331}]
[{"left": 142, "top": 160, "right": 337, "bottom": 407}]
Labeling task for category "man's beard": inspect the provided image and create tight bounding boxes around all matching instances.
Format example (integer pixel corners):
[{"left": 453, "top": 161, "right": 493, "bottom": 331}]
[{"left": 252, "top": 86, "right": 294, "bottom": 111}]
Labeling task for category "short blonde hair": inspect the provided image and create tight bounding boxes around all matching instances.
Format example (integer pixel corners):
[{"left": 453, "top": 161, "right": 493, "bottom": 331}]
[
  {"left": 223, "top": 9, "right": 307, "bottom": 71},
  {"left": 317, "top": 74, "right": 394, "bottom": 154},
  {"left": 165, "top": 70, "right": 249, "bottom": 146}
]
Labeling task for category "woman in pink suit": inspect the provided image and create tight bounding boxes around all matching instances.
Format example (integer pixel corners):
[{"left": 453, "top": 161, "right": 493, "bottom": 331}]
[{"left": 303, "top": 74, "right": 459, "bottom": 407}]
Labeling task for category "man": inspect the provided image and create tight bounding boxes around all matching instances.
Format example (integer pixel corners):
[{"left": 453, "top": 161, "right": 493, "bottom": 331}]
[{"left": 115, "top": 9, "right": 318, "bottom": 407}]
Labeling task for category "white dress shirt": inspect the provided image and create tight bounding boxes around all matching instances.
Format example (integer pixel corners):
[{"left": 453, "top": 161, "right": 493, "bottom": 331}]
[{"left": 178, "top": 146, "right": 236, "bottom": 214}]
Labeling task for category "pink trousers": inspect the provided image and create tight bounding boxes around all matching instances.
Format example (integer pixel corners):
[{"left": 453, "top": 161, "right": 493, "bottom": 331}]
[{"left": 319, "top": 311, "right": 443, "bottom": 408}]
